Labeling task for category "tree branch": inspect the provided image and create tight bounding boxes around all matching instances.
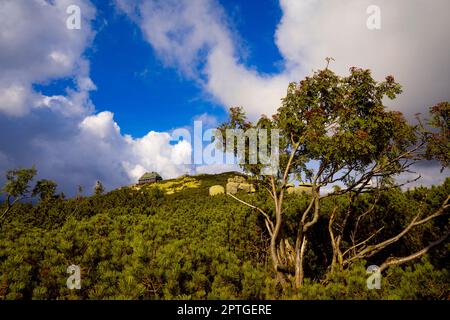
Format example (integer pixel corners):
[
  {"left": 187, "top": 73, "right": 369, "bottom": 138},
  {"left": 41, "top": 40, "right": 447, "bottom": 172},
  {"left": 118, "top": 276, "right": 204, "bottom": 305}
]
[
  {"left": 343, "top": 226, "right": 384, "bottom": 258},
  {"left": 379, "top": 231, "right": 450, "bottom": 272},
  {"left": 226, "top": 192, "right": 274, "bottom": 236},
  {"left": 344, "top": 195, "right": 450, "bottom": 265},
  {"left": 350, "top": 193, "right": 381, "bottom": 247},
  {"left": 1, "top": 195, "right": 21, "bottom": 221}
]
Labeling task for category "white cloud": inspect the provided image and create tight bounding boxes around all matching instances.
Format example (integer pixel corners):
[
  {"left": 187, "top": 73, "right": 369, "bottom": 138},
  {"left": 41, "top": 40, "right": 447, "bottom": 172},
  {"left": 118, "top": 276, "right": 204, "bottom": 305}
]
[
  {"left": 193, "top": 113, "right": 218, "bottom": 128},
  {"left": 205, "top": 49, "right": 290, "bottom": 118},
  {"left": 80, "top": 111, "right": 121, "bottom": 140},
  {"left": 0, "top": 108, "right": 192, "bottom": 195},
  {"left": 77, "top": 112, "right": 192, "bottom": 184},
  {"left": 275, "top": 0, "right": 450, "bottom": 118},
  {"left": 116, "top": 0, "right": 450, "bottom": 121},
  {"left": 0, "top": 0, "right": 97, "bottom": 117},
  {"left": 125, "top": 129, "right": 192, "bottom": 179},
  {"left": 0, "top": 0, "right": 193, "bottom": 195},
  {"left": 114, "top": 0, "right": 292, "bottom": 119},
  {"left": 0, "top": 84, "right": 32, "bottom": 116}
]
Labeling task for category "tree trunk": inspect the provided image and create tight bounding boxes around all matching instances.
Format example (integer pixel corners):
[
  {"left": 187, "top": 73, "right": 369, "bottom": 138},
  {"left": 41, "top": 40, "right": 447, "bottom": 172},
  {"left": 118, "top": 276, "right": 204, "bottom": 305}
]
[
  {"left": 270, "top": 200, "right": 284, "bottom": 280},
  {"left": 295, "top": 235, "right": 307, "bottom": 288}
]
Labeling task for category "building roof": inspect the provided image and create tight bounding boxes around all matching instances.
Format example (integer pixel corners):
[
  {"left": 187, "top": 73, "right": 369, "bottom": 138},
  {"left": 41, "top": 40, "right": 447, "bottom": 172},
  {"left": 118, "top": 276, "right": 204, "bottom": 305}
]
[{"left": 139, "top": 172, "right": 162, "bottom": 180}]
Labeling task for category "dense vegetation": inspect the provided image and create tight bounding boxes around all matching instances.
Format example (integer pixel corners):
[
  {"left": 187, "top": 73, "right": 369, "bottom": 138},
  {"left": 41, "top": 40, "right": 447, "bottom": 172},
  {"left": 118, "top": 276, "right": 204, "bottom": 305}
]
[{"left": 0, "top": 172, "right": 448, "bottom": 300}]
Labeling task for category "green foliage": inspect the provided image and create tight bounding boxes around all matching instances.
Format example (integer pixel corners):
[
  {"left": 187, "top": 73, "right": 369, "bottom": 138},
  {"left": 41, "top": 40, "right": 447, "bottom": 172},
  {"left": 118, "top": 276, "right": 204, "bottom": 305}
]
[
  {"left": 0, "top": 171, "right": 448, "bottom": 300},
  {"left": 1, "top": 167, "right": 37, "bottom": 224},
  {"left": 278, "top": 68, "right": 410, "bottom": 168},
  {"left": 217, "top": 65, "right": 448, "bottom": 291},
  {"left": 33, "top": 179, "right": 58, "bottom": 201},
  {"left": 424, "top": 102, "right": 450, "bottom": 169},
  {"left": 293, "top": 259, "right": 449, "bottom": 300},
  {"left": 2, "top": 167, "right": 36, "bottom": 200},
  {"left": 94, "top": 181, "right": 105, "bottom": 196},
  {"left": 0, "top": 172, "right": 272, "bottom": 300},
  {"left": 218, "top": 67, "right": 416, "bottom": 183}
]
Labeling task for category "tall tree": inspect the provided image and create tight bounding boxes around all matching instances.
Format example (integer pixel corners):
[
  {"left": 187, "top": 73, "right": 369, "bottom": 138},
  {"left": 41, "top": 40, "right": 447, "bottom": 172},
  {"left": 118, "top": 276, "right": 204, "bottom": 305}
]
[
  {"left": 94, "top": 180, "right": 105, "bottom": 196},
  {"left": 76, "top": 185, "right": 84, "bottom": 200},
  {"left": 219, "top": 66, "right": 449, "bottom": 288},
  {"left": 421, "top": 101, "right": 450, "bottom": 170},
  {"left": 1, "top": 167, "right": 37, "bottom": 222},
  {"left": 32, "top": 179, "right": 57, "bottom": 202}
]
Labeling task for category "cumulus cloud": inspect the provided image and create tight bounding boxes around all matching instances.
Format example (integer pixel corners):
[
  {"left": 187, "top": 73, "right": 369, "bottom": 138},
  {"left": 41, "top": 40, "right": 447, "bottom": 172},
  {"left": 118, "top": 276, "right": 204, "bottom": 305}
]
[
  {"left": 205, "top": 50, "right": 290, "bottom": 118},
  {"left": 75, "top": 111, "right": 191, "bottom": 187},
  {"left": 0, "top": 0, "right": 192, "bottom": 195},
  {"left": 0, "top": 84, "right": 33, "bottom": 116},
  {"left": 275, "top": 0, "right": 450, "bottom": 118},
  {"left": 114, "top": 0, "right": 292, "bottom": 119},
  {"left": 0, "top": 0, "right": 96, "bottom": 117},
  {"left": 116, "top": 0, "right": 450, "bottom": 120},
  {"left": 0, "top": 108, "right": 192, "bottom": 195}
]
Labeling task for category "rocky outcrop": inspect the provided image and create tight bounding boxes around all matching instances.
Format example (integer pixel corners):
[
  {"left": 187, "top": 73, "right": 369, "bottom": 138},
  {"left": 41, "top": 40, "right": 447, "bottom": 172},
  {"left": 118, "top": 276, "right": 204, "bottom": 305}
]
[
  {"left": 225, "top": 176, "right": 255, "bottom": 195},
  {"left": 227, "top": 176, "right": 247, "bottom": 184},
  {"left": 238, "top": 183, "right": 256, "bottom": 193},
  {"left": 209, "top": 185, "right": 225, "bottom": 196},
  {"left": 225, "top": 182, "right": 239, "bottom": 194},
  {"left": 286, "top": 185, "right": 313, "bottom": 195}
]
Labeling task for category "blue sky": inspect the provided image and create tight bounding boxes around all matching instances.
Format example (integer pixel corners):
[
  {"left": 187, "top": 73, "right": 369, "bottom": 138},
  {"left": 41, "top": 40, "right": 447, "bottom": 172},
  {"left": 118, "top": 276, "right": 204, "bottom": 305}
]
[
  {"left": 89, "top": 0, "right": 214, "bottom": 135},
  {"left": 0, "top": 0, "right": 449, "bottom": 194},
  {"left": 36, "top": 0, "right": 284, "bottom": 137}
]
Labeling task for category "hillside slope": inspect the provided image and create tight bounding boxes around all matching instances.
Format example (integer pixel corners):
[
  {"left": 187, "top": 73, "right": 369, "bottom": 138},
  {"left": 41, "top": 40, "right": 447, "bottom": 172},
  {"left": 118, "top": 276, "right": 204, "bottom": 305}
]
[
  {"left": 0, "top": 173, "right": 449, "bottom": 299},
  {"left": 0, "top": 172, "right": 271, "bottom": 299}
]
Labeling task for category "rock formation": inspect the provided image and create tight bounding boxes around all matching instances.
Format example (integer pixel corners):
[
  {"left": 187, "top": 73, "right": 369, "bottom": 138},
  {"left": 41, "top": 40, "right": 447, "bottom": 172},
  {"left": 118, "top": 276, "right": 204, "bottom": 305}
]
[
  {"left": 225, "top": 176, "right": 255, "bottom": 195},
  {"left": 209, "top": 185, "right": 225, "bottom": 196}
]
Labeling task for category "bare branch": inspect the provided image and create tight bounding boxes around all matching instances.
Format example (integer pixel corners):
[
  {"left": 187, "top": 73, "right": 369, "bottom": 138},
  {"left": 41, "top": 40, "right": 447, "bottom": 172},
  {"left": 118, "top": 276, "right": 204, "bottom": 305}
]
[
  {"left": 351, "top": 193, "right": 381, "bottom": 247},
  {"left": 282, "top": 141, "right": 300, "bottom": 185},
  {"left": 343, "top": 226, "right": 384, "bottom": 257},
  {"left": 304, "top": 190, "right": 320, "bottom": 232},
  {"left": 379, "top": 232, "right": 450, "bottom": 273},
  {"left": 320, "top": 142, "right": 426, "bottom": 200},
  {"left": 344, "top": 195, "right": 450, "bottom": 265},
  {"left": 1, "top": 196, "right": 22, "bottom": 221}
]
